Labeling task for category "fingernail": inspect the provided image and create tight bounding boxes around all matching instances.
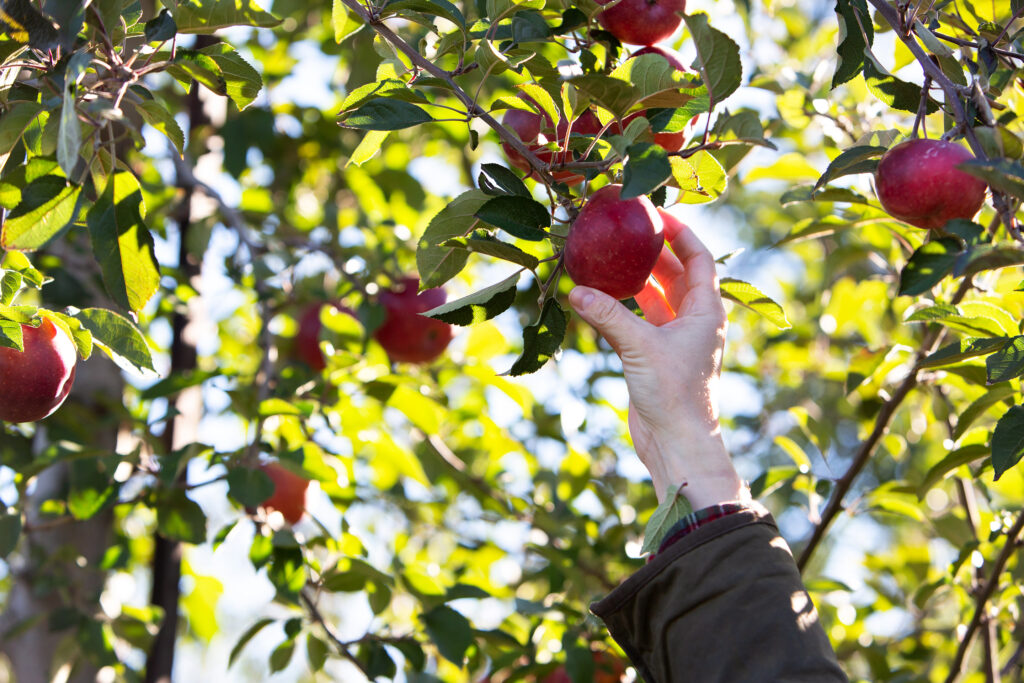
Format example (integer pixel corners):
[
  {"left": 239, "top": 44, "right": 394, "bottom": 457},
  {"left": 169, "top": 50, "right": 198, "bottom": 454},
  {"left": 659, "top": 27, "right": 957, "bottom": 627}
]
[{"left": 571, "top": 288, "right": 594, "bottom": 312}]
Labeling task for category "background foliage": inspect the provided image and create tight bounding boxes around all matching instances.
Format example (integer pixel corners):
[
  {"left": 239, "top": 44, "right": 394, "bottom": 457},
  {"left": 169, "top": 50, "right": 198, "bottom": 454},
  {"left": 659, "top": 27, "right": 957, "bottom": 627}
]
[{"left": 1, "top": 0, "right": 1024, "bottom": 681}]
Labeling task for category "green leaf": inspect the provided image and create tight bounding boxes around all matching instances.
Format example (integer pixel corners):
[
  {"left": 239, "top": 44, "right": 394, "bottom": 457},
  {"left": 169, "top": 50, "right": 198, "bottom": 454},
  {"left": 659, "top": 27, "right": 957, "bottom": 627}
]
[
  {"left": 135, "top": 99, "right": 186, "bottom": 156},
  {"left": 421, "top": 605, "right": 473, "bottom": 665},
  {"left": 986, "top": 336, "right": 1024, "bottom": 384},
  {"left": 780, "top": 185, "right": 871, "bottom": 206},
  {"left": 478, "top": 163, "right": 530, "bottom": 197},
  {"left": 957, "top": 158, "right": 1024, "bottom": 200},
  {"left": 813, "top": 145, "right": 885, "bottom": 192},
  {"left": 76, "top": 307, "right": 156, "bottom": 375},
  {"left": 0, "top": 319, "right": 24, "bottom": 351},
  {"left": 331, "top": 0, "right": 361, "bottom": 42},
  {"left": 0, "top": 0, "right": 59, "bottom": 49},
  {"left": 621, "top": 142, "right": 671, "bottom": 199},
  {"left": 68, "top": 457, "right": 117, "bottom": 520},
  {"left": 168, "top": 48, "right": 227, "bottom": 95},
  {"left": 344, "top": 99, "right": 433, "bottom": 131},
  {"left": 199, "top": 44, "right": 263, "bottom": 110},
  {"left": 864, "top": 52, "right": 937, "bottom": 114},
  {"left": 992, "top": 405, "right": 1024, "bottom": 481},
  {"left": 720, "top": 278, "right": 791, "bottom": 329},
  {"left": 2, "top": 175, "right": 80, "bottom": 250},
  {"left": 307, "top": 634, "right": 329, "bottom": 672},
  {"left": 166, "top": 0, "right": 281, "bottom": 33},
  {"left": 422, "top": 272, "right": 520, "bottom": 325},
  {"left": 381, "top": 0, "right": 466, "bottom": 29},
  {"left": 441, "top": 234, "right": 539, "bottom": 269},
  {"left": 475, "top": 195, "right": 550, "bottom": 241},
  {"left": 919, "top": 337, "right": 1009, "bottom": 368},
  {"left": 919, "top": 444, "right": 990, "bottom": 495},
  {"left": 227, "top": 467, "right": 275, "bottom": 507},
  {"left": 58, "top": 51, "right": 90, "bottom": 177},
  {"left": 228, "top": 618, "right": 276, "bottom": 667},
  {"left": 955, "top": 384, "right": 1016, "bottom": 439},
  {"left": 416, "top": 190, "right": 490, "bottom": 288},
  {"left": 0, "top": 511, "right": 21, "bottom": 558},
  {"left": 86, "top": 172, "right": 160, "bottom": 313},
  {"left": 670, "top": 150, "right": 727, "bottom": 204},
  {"left": 269, "top": 639, "right": 295, "bottom": 673},
  {"left": 144, "top": 8, "right": 177, "bottom": 42},
  {"left": 899, "top": 238, "right": 961, "bottom": 296},
  {"left": 905, "top": 303, "right": 1009, "bottom": 337},
  {"left": 962, "top": 246, "right": 1024, "bottom": 278},
  {"left": 683, "top": 12, "right": 742, "bottom": 106},
  {"left": 833, "top": 0, "right": 871, "bottom": 87},
  {"left": 641, "top": 482, "right": 693, "bottom": 554},
  {"left": 268, "top": 547, "right": 306, "bottom": 597},
  {"left": 506, "top": 297, "right": 567, "bottom": 376},
  {"left": 0, "top": 100, "right": 44, "bottom": 173},
  {"left": 156, "top": 490, "right": 207, "bottom": 544},
  {"left": 572, "top": 54, "right": 701, "bottom": 117}
]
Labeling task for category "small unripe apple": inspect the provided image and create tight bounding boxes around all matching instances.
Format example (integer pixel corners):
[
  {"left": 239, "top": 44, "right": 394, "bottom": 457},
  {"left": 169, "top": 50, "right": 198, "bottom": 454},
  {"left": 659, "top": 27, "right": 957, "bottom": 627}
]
[
  {"left": 875, "top": 138, "right": 987, "bottom": 230},
  {"left": 0, "top": 317, "right": 77, "bottom": 423},
  {"left": 259, "top": 462, "right": 310, "bottom": 525},
  {"left": 564, "top": 185, "right": 665, "bottom": 301},
  {"left": 501, "top": 107, "right": 603, "bottom": 184},
  {"left": 373, "top": 277, "right": 453, "bottom": 364},
  {"left": 622, "top": 46, "right": 692, "bottom": 152},
  {"left": 596, "top": 0, "right": 686, "bottom": 46}
]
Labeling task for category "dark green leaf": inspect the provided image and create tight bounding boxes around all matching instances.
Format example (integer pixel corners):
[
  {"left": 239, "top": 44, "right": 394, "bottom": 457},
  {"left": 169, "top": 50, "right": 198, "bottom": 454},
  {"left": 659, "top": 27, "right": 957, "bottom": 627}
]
[
  {"left": 422, "top": 272, "right": 520, "bottom": 325},
  {"left": 992, "top": 405, "right": 1024, "bottom": 481},
  {"left": 955, "top": 384, "right": 1016, "bottom": 439},
  {"left": 0, "top": 511, "right": 21, "bottom": 558},
  {"left": 361, "top": 640, "right": 398, "bottom": 677},
  {"left": 683, "top": 12, "right": 742, "bottom": 105},
  {"left": 268, "top": 547, "right": 306, "bottom": 597},
  {"left": 170, "top": 0, "right": 281, "bottom": 33},
  {"left": 987, "top": 336, "right": 1024, "bottom": 384},
  {"left": 269, "top": 639, "right": 295, "bottom": 673},
  {"left": 919, "top": 337, "right": 1009, "bottom": 368},
  {"left": 2, "top": 175, "right": 80, "bottom": 250},
  {"left": 169, "top": 49, "right": 227, "bottom": 95},
  {"left": 899, "top": 238, "right": 961, "bottom": 296},
  {"left": 156, "top": 491, "right": 207, "bottom": 544},
  {"left": 57, "top": 51, "right": 89, "bottom": 178},
  {"left": 144, "top": 9, "right": 176, "bottom": 42},
  {"left": 441, "top": 234, "right": 540, "bottom": 270},
  {"left": 813, "top": 145, "right": 885, "bottom": 192},
  {"left": 780, "top": 185, "right": 871, "bottom": 206},
  {"left": 68, "top": 457, "right": 116, "bottom": 520},
  {"left": 381, "top": 0, "right": 465, "bottom": 29},
  {"left": 919, "top": 444, "right": 990, "bottom": 494},
  {"left": 957, "top": 158, "right": 1024, "bottom": 199},
  {"left": 227, "top": 467, "right": 275, "bottom": 507},
  {"left": 0, "top": 0, "right": 59, "bottom": 49},
  {"left": 345, "top": 99, "right": 433, "bottom": 131},
  {"left": 475, "top": 195, "right": 550, "bottom": 241},
  {"left": 76, "top": 307, "right": 155, "bottom": 375},
  {"left": 833, "top": 0, "right": 871, "bottom": 87},
  {"left": 134, "top": 99, "right": 186, "bottom": 156},
  {"left": 421, "top": 605, "right": 473, "bottom": 665},
  {"left": 962, "top": 245, "right": 1024, "bottom": 277},
  {"left": 506, "top": 298, "right": 567, "bottom": 376},
  {"left": 621, "top": 142, "right": 671, "bottom": 199},
  {"left": 307, "top": 635, "right": 329, "bottom": 672},
  {"left": 199, "top": 44, "right": 263, "bottom": 110},
  {"left": 905, "top": 304, "right": 1008, "bottom": 337},
  {"left": 416, "top": 190, "right": 490, "bottom": 288},
  {"left": 478, "top": 163, "right": 530, "bottom": 197},
  {"left": 511, "top": 10, "right": 549, "bottom": 43},
  {"left": 864, "top": 53, "right": 938, "bottom": 113}
]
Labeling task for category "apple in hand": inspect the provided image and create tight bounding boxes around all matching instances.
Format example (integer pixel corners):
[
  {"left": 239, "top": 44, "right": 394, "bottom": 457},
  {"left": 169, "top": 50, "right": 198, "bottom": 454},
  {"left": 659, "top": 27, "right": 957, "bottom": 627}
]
[
  {"left": 373, "top": 277, "right": 453, "bottom": 364},
  {"left": 501, "top": 107, "right": 603, "bottom": 184},
  {"left": 596, "top": 0, "right": 686, "bottom": 46},
  {"left": 0, "top": 317, "right": 78, "bottom": 423},
  {"left": 622, "top": 46, "right": 693, "bottom": 152},
  {"left": 564, "top": 185, "right": 665, "bottom": 301},
  {"left": 259, "top": 462, "right": 310, "bottom": 525},
  {"left": 874, "top": 138, "right": 987, "bottom": 229}
]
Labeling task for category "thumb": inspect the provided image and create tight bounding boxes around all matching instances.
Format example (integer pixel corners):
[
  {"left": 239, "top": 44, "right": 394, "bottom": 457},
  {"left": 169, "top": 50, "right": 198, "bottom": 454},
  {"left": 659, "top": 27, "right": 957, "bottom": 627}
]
[{"left": 569, "top": 286, "right": 646, "bottom": 354}]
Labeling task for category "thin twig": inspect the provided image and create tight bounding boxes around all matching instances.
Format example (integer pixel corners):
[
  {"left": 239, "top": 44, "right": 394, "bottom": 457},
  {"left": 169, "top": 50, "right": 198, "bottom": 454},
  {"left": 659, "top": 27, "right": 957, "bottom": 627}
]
[{"left": 300, "top": 589, "right": 373, "bottom": 677}]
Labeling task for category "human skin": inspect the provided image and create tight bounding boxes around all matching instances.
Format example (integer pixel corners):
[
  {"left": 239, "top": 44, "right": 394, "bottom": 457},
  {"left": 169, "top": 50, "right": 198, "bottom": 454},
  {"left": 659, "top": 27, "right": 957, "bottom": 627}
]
[{"left": 568, "top": 208, "right": 746, "bottom": 507}]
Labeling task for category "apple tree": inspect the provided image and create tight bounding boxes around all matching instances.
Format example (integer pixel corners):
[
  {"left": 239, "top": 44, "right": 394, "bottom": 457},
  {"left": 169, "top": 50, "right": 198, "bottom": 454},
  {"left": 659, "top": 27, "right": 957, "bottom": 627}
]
[{"left": 0, "top": 0, "right": 1022, "bottom": 681}]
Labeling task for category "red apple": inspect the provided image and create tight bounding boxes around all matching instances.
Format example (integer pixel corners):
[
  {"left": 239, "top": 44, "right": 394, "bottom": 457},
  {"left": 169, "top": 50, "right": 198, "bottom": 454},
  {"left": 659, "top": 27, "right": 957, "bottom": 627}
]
[
  {"left": 564, "top": 184, "right": 665, "bottom": 300},
  {"left": 622, "top": 46, "right": 692, "bottom": 152},
  {"left": 874, "top": 138, "right": 987, "bottom": 230},
  {"left": 0, "top": 317, "right": 77, "bottom": 423},
  {"left": 540, "top": 667, "right": 571, "bottom": 683},
  {"left": 596, "top": 0, "right": 686, "bottom": 46},
  {"left": 501, "top": 107, "right": 603, "bottom": 184},
  {"left": 294, "top": 303, "right": 356, "bottom": 371},
  {"left": 259, "top": 462, "right": 310, "bottom": 525},
  {"left": 373, "top": 277, "right": 453, "bottom": 364}
]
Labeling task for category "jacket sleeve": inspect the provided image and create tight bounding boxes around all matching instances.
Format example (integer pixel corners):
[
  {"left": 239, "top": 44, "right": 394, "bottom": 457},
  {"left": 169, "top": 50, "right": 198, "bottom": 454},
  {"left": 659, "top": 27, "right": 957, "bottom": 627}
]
[{"left": 590, "top": 505, "right": 848, "bottom": 683}]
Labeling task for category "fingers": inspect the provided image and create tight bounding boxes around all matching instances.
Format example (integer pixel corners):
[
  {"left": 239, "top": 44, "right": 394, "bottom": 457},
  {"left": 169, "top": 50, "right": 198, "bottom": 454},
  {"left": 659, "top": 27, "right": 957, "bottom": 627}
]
[
  {"left": 569, "top": 286, "right": 648, "bottom": 355},
  {"left": 657, "top": 208, "right": 720, "bottom": 296},
  {"left": 635, "top": 278, "right": 675, "bottom": 326}
]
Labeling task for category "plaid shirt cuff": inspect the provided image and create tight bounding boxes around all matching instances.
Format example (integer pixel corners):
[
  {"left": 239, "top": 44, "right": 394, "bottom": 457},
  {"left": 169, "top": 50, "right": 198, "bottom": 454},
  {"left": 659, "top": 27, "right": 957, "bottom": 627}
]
[{"left": 649, "top": 502, "right": 754, "bottom": 559}]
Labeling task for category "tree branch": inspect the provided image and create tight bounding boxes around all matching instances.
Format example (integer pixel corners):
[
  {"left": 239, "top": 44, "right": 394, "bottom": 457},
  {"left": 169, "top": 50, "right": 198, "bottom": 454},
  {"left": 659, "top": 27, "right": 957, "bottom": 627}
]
[{"left": 945, "top": 510, "right": 1024, "bottom": 683}]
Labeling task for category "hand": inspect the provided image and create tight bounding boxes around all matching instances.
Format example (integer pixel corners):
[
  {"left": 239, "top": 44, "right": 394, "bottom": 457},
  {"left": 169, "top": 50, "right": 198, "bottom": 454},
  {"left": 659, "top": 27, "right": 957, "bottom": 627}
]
[{"left": 568, "top": 208, "right": 746, "bottom": 508}]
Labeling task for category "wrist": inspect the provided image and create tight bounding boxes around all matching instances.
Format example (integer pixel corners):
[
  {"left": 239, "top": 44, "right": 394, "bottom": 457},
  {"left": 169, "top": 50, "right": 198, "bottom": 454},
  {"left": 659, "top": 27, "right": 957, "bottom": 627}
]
[{"left": 643, "top": 431, "right": 747, "bottom": 507}]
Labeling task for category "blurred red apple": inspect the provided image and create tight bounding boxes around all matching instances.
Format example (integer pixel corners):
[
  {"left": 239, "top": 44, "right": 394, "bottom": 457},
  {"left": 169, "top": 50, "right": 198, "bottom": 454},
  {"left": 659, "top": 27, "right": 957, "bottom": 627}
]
[
  {"left": 0, "top": 317, "right": 77, "bottom": 423},
  {"left": 294, "top": 302, "right": 356, "bottom": 371},
  {"left": 564, "top": 184, "right": 665, "bottom": 300},
  {"left": 501, "top": 107, "right": 603, "bottom": 184},
  {"left": 596, "top": 0, "right": 686, "bottom": 46},
  {"left": 373, "top": 277, "right": 453, "bottom": 364},
  {"left": 875, "top": 138, "right": 987, "bottom": 229},
  {"left": 259, "top": 462, "right": 310, "bottom": 525}
]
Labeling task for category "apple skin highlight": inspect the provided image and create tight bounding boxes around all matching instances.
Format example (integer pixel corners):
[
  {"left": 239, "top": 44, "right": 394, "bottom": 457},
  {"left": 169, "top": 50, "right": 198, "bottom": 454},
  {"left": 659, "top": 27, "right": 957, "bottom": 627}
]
[{"left": 0, "top": 318, "right": 77, "bottom": 423}]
